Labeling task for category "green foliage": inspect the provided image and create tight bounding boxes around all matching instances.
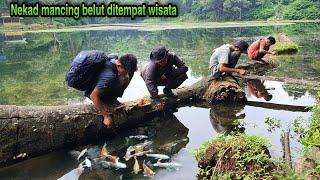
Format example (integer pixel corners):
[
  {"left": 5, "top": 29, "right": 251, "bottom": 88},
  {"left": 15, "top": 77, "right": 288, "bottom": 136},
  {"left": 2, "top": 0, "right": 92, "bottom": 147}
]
[
  {"left": 291, "top": 116, "right": 306, "bottom": 138},
  {"left": 265, "top": 117, "right": 281, "bottom": 132},
  {"left": 192, "top": 134, "right": 226, "bottom": 162},
  {"left": 2, "top": 0, "right": 320, "bottom": 27},
  {"left": 193, "top": 134, "right": 274, "bottom": 179},
  {"left": 271, "top": 42, "right": 299, "bottom": 55},
  {"left": 302, "top": 91, "right": 320, "bottom": 148},
  {"left": 283, "top": 0, "right": 320, "bottom": 20}
]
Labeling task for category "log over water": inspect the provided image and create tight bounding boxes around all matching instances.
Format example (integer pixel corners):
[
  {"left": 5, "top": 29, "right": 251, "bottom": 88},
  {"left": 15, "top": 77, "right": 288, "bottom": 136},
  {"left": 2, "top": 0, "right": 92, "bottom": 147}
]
[
  {"left": 0, "top": 62, "right": 303, "bottom": 168},
  {"left": 0, "top": 75, "right": 247, "bottom": 168}
]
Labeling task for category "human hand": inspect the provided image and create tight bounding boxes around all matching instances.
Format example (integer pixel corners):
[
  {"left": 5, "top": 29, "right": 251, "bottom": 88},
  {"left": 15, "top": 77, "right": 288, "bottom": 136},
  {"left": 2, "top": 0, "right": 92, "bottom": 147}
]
[
  {"left": 137, "top": 98, "right": 145, "bottom": 106},
  {"left": 156, "top": 103, "right": 165, "bottom": 111},
  {"left": 153, "top": 98, "right": 165, "bottom": 111},
  {"left": 237, "top": 69, "right": 246, "bottom": 75},
  {"left": 103, "top": 115, "right": 112, "bottom": 128}
]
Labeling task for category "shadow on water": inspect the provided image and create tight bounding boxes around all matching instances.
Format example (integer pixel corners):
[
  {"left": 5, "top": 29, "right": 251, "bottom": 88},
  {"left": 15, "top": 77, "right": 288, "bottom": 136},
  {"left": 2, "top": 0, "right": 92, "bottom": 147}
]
[{"left": 0, "top": 113, "right": 189, "bottom": 180}]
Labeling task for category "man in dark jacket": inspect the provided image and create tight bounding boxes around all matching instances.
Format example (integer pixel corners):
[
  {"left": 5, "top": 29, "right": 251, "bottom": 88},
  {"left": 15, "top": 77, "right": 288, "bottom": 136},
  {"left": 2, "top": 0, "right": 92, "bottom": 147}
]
[
  {"left": 77, "top": 52, "right": 137, "bottom": 128},
  {"left": 141, "top": 46, "right": 188, "bottom": 109}
]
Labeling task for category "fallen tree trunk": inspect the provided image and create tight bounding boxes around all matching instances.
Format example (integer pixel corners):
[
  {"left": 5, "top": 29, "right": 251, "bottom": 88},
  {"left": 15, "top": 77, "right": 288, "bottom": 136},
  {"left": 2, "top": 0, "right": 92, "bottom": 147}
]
[
  {"left": 245, "top": 101, "right": 311, "bottom": 112},
  {"left": 0, "top": 75, "right": 247, "bottom": 168},
  {"left": 0, "top": 62, "right": 287, "bottom": 168},
  {"left": 235, "top": 74, "right": 320, "bottom": 87}
]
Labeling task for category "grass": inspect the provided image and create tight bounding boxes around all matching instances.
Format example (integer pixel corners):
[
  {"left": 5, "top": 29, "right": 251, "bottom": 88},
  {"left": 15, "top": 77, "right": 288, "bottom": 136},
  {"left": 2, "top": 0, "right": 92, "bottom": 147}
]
[{"left": 271, "top": 42, "right": 299, "bottom": 54}]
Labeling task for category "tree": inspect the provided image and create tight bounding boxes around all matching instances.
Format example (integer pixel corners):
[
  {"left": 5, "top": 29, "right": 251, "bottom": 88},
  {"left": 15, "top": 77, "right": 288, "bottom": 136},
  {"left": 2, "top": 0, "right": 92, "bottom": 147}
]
[{"left": 223, "top": 0, "right": 252, "bottom": 20}]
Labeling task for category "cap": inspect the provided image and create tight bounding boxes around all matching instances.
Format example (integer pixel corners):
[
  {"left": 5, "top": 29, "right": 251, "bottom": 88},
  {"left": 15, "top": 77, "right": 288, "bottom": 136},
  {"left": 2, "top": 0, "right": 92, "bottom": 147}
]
[
  {"left": 150, "top": 46, "right": 169, "bottom": 61},
  {"left": 234, "top": 40, "right": 249, "bottom": 54}
]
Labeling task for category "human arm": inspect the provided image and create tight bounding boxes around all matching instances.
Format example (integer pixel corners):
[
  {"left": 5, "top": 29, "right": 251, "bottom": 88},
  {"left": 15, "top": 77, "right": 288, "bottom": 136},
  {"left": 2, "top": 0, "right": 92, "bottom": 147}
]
[
  {"left": 259, "top": 40, "right": 276, "bottom": 55},
  {"left": 219, "top": 64, "right": 246, "bottom": 75},
  {"left": 173, "top": 54, "right": 188, "bottom": 74},
  {"left": 91, "top": 67, "right": 116, "bottom": 127},
  {"left": 144, "top": 63, "right": 165, "bottom": 110},
  {"left": 217, "top": 46, "right": 246, "bottom": 75},
  {"left": 144, "top": 63, "right": 160, "bottom": 100},
  {"left": 90, "top": 88, "right": 112, "bottom": 127}
]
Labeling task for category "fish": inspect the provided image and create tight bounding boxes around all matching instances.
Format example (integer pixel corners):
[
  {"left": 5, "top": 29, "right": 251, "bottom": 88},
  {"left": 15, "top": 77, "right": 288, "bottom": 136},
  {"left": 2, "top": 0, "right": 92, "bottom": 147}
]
[
  {"left": 153, "top": 160, "right": 182, "bottom": 169},
  {"left": 123, "top": 146, "right": 135, "bottom": 161},
  {"left": 124, "top": 141, "right": 152, "bottom": 160},
  {"left": 100, "top": 160, "right": 127, "bottom": 169},
  {"left": 125, "top": 149, "right": 153, "bottom": 161},
  {"left": 129, "top": 135, "right": 148, "bottom": 140},
  {"left": 57, "top": 164, "right": 84, "bottom": 180},
  {"left": 132, "top": 140, "right": 152, "bottom": 152},
  {"left": 81, "top": 157, "right": 92, "bottom": 168},
  {"left": 143, "top": 160, "right": 155, "bottom": 178},
  {"left": 100, "top": 143, "right": 109, "bottom": 160},
  {"left": 133, "top": 156, "right": 141, "bottom": 174},
  {"left": 13, "top": 153, "right": 26, "bottom": 160},
  {"left": 105, "top": 154, "right": 119, "bottom": 163},
  {"left": 77, "top": 148, "right": 87, "bottom": 161},
  {"left": 146, "top": 154, "right": 170, "bottom": 160}
]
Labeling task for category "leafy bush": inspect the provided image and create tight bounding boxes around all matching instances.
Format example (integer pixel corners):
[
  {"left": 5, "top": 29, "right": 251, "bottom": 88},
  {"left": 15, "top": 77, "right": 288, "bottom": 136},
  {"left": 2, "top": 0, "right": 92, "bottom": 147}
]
[{"left": 302, "top": 91, "right": 320, "bottom": 148}]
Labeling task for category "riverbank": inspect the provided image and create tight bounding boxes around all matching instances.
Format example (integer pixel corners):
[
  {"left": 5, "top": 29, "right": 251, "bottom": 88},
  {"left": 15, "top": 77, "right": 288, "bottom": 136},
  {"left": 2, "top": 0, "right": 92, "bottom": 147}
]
[
  {"left": 1, "top": 20, "right": 319, "bottom": 33},
  {"left": 193, "top": 91, "right": 320, "bottom": 179}
]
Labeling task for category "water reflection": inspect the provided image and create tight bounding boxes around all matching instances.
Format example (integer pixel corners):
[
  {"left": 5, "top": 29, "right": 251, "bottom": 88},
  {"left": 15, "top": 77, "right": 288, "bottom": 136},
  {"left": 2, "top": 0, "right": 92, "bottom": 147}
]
[
  {"left": 0, "top": 23, "right": 319, "bottom": 105},
  {"left": 245, "top": 79, "right": 273, "bottom": 101},
  {"left": 209, "top": 105, "right": 246, "bottom": 135}
]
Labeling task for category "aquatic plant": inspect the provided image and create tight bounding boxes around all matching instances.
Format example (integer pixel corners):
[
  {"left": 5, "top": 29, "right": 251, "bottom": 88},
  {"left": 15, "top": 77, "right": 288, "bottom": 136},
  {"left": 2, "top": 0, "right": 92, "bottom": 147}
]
[
  {"left": 264, "top": 117, "right": 281, "bottom": 132},
  {"left": 271, "top": 42, "right": 299, "bottom": 55}
]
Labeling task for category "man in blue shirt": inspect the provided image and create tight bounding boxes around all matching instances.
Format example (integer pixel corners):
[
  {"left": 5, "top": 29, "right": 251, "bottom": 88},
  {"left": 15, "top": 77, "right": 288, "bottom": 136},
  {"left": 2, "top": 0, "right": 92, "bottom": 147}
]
[{"left": 79, "top": 52, "right": 137, "bottom": 128}]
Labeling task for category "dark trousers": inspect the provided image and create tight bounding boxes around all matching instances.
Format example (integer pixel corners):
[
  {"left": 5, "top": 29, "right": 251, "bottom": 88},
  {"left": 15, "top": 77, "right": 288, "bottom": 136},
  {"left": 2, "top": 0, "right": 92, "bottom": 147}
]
[
  {"left": 141, "top": 68, "right": 188, "bottom": 90},
  {"left": 154, "top": 71, "right": 188, "bottom": 89}
]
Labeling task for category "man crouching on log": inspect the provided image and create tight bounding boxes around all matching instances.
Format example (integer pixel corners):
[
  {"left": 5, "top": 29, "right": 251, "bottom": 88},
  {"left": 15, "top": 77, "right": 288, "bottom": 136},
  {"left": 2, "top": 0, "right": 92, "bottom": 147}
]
[
  {"left": 66, "top": 51, "right": 138, "bottom": 128},
  {"left": 210, "top": 40, "right": 248, "bottom": 79},
  {"left": 141, "top": 46, "right": 189, "bottom": 110}
]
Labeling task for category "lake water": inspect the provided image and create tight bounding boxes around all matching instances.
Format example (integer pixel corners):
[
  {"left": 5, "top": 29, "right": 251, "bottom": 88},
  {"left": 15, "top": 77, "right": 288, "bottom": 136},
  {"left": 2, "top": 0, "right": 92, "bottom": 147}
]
[{"left": 0, "top": 22, "right": 319, "bottom": 179}]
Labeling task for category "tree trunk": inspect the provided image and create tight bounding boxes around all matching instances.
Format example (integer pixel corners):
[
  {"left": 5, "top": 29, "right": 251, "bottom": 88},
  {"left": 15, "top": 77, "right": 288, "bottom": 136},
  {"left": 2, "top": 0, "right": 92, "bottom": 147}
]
[
  {"left": 0, "top": 75, "right": 247, "bottom": 168},
  {"left": 235, "top": 74, "right": 320, "bottom": 87}
]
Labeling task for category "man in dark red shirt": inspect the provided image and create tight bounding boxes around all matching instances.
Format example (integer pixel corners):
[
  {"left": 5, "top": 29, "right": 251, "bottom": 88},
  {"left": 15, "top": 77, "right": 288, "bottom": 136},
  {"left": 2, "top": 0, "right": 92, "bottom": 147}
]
[{"left": 248, "top": 36, "right": 276, "bottom": 63}]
